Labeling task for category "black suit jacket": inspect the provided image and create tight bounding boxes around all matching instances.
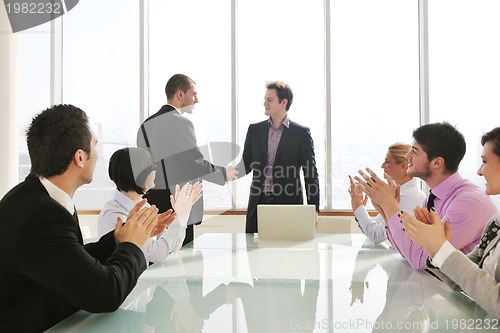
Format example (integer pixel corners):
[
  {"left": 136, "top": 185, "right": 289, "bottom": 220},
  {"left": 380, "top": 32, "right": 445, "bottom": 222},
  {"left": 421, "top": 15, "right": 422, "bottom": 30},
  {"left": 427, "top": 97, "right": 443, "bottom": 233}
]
[
  {"left": 236, "top": 119, "right": 320, "bottom": 233},
  {"left": 137, "top": 105, "right": 227, "bottom": 228},
  {"left": 0, "top": 176, "right": 147, "bottom": 332}
]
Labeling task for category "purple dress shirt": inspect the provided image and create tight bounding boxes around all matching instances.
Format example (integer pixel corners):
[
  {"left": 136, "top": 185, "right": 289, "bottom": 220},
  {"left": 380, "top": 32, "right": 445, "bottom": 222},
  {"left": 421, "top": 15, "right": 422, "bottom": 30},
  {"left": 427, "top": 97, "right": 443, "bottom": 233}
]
[
  {"left": 264, "top": 116, "right": 290, "bottom": 193},
  {"left": 386, "top": 172, "right": 497, "bottom": 270}
]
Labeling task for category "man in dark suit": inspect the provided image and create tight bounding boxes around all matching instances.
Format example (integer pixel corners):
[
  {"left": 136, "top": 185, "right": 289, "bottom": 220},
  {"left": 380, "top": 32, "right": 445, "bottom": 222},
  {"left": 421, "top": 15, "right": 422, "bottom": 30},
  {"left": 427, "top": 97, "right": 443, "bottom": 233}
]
[
  {"left": 137, "top": 74, "right": 237, "bottom": 246},
  {"left": 235, "top": 81, "right": 320, "bottom": 233},
  {"left": 0, "top": 104, "right": 172, "bottom": 332}
]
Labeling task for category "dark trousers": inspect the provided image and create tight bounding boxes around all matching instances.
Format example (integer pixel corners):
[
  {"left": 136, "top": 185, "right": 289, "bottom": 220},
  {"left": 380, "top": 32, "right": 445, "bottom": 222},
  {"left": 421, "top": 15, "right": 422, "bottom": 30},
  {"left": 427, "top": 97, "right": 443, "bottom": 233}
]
[
  {"left": 182, "top": 224, "right": 194, "bottom": 246},
  {"left": 245, "top": 192, "right": 276, "bottom": 233}
]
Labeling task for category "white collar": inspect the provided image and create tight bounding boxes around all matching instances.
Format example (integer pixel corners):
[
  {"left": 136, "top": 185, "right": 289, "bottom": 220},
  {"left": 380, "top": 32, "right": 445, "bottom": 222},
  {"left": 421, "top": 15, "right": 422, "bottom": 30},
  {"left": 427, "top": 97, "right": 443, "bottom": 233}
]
[
  {"left": 39, "top": 177, "right": 75, "bottom": 214},
  {"left": 400, "top": 177, "right": 418, "bottom": 192},
  {"left": 166, "top": 103, "right": 182, "bottom": 116},
  {"left": 113, "top": 189, "right": 142, "bottom": 212}
]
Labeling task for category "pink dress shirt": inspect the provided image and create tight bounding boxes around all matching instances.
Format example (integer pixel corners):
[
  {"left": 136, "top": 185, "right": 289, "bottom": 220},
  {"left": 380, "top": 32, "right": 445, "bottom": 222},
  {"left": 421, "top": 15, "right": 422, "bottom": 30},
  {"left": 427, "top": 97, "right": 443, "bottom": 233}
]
[{"left": 386, "top": 172, "right": 497, "bottom": 270}]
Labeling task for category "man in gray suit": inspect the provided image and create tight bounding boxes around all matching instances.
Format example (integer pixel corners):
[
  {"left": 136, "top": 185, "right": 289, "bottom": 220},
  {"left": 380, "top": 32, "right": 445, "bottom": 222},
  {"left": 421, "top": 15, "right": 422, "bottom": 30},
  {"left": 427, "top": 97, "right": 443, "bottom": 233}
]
[{"left": 138, "top": 74, "right": 237, "bottom": 246}]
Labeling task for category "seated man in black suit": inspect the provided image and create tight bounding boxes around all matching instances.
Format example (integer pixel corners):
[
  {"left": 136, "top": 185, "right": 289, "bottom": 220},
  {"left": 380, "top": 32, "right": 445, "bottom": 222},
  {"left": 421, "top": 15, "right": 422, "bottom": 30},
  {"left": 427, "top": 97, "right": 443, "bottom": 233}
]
[{"left": 0, "top": 104, "right": 175, "bottom": 332}]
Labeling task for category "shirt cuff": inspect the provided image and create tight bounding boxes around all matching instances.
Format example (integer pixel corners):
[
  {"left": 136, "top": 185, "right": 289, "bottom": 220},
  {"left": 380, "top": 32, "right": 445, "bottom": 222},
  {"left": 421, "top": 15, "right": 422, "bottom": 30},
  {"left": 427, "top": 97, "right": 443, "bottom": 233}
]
[
  {"left": 354, "top": 205, "right": 371, "bottom": 224},
  {"left": 177, "top": 216, "right": 187, "bottom": 228},
  {"left": 429, "top": 240, "right": 455, "bottom": 268}
]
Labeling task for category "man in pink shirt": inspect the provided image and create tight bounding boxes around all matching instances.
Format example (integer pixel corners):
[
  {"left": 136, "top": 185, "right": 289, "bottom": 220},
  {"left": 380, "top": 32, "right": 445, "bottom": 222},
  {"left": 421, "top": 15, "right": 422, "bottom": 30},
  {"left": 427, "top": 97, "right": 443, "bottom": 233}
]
[{"left": 355, "top": 122, "right": 497, "bottom": 270}]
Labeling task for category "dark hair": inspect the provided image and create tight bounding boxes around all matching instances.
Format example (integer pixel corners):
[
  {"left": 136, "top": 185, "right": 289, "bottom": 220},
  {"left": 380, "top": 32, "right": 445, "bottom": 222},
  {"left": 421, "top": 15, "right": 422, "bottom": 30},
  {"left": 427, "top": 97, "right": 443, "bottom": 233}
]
[
  {"left": 412, "top": 122, "right": 466, "bottom": 173},
  {"left": 165, "top": 74, "right": 196, "bottom": 100},
  {"left": 481, "top": 127, "right": 500, "bottom": 158},
  {"left": 26, "top": 104, "right": 92, "bottom": 178},
  {"left": 266, "top": 81, "right": 293, "bottom": 111},
  {"left": 108, "top": 147, "right": 156, "bottom": 194}
]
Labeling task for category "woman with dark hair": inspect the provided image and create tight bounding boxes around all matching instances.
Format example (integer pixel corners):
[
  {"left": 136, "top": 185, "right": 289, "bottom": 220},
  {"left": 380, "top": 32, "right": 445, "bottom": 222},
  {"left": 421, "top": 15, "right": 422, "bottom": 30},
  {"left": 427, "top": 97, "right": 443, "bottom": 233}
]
[
  {"left": 98, "top": 147, "right": 202, "bottom": 263},
  {"left": 401, "top": 127, "right": 500, "bottom": 318}
]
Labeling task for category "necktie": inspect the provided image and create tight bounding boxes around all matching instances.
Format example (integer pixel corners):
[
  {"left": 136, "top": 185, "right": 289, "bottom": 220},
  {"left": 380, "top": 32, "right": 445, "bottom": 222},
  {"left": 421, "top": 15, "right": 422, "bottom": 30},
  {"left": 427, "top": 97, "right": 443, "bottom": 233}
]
[
  {"left": 477, "top": 219, "right": 500, "bottom": 263},
  {"left": 426, "top": 191, "right": 436, "bottom": 211},
  {"left": 73, "top": 207, "right": 84, "bottom": 244},
  {"left": 72, "top": 206, "right": 79, "bottom": 222}
]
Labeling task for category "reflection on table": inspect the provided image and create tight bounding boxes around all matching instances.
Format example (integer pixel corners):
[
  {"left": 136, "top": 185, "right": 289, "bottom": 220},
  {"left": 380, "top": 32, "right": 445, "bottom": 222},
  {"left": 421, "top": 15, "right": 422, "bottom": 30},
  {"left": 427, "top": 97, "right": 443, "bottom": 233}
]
[{"left": 46, "top": 234, "right": 498, "bottom": 332}]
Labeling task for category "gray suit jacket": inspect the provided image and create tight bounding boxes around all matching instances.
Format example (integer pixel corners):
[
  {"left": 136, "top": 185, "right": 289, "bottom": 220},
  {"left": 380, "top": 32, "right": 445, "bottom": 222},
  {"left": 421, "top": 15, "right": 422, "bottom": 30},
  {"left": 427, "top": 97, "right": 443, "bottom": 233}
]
[
  {"left": 430, "top": 211, "right": 500, "bottom": 318},
  {"left": 137, "top": 104, "right": 227, "bottom": 226}
]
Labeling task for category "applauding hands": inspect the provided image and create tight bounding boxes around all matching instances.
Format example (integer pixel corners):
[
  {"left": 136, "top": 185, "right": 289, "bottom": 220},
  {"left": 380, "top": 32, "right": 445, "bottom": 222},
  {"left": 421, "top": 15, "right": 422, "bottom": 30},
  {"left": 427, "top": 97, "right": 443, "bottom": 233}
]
[{"left": 170, "top": 182, "right": 203, "bottom": 222}]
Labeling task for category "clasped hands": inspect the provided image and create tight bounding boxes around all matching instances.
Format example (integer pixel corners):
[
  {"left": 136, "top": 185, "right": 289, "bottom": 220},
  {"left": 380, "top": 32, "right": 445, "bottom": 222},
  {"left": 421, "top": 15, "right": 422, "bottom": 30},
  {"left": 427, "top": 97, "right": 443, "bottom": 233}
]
[
  {"left": 114, "top": 199, "right": 163, "bottom": 248},
  {"left": 225, "top": 165, "right": 239, "bottom": 182},
  {"left": 170, "top": 182, "right": 203, "bottom": 222},
  {"left": 400, "top": 207, "right": 451, "bottom": 258},
  {"left": 351, "top": 167, "right": 401, "bottom": 221},
  {"left": 353, "top": 168, "right": 451, "bottom": 257}
]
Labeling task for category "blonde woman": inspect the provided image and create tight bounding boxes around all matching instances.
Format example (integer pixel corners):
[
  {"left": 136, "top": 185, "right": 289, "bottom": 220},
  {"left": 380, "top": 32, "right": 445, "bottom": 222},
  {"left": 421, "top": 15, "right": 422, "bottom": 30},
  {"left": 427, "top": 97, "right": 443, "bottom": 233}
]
[{"left": 349, "top": 142, "right": 425, "bottom": 244}]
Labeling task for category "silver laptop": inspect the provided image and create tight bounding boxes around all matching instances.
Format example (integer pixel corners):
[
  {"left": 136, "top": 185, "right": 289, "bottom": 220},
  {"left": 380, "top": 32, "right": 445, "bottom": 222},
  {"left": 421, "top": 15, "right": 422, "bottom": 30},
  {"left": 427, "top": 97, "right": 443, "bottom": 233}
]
[{"left": 257, "top": 204, "right": 316, "bottom": 240}]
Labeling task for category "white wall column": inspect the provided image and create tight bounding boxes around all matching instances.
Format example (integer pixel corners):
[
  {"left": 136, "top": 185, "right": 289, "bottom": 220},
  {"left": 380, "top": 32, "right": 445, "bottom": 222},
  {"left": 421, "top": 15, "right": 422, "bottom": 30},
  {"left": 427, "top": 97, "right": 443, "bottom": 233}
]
[{"left": 0, "top": 10, "right": 19, "bottom": 197}]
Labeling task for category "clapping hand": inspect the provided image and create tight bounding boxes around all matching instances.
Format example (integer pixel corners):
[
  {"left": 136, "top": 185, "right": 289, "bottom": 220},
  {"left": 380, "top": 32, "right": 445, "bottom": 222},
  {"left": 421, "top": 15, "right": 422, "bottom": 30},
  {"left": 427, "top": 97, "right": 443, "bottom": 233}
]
[
  {"left": 152, "top": 208, "right": 177, "bottom": 237},
  {"left": 114, "top": 199, "right": 159, "bottom": 247},
  {"left": 400, "top": 207, "right": 451, "bottom": 258},
  {"left": 348, "top": 175, "right": 368, "bottom": 211},
  {"left": 354, "top": 168, "right": 401, "bottom": 219},
  {"left": 170, "top": 182, "right": 203, "bottom": 221}
]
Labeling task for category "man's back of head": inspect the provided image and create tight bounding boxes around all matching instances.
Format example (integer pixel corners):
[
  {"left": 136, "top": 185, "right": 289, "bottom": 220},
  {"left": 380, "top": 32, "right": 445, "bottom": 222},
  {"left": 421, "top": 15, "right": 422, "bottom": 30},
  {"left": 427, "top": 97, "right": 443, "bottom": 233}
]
[
  {"left": 165, "top": 74, "right": 195, "bottom": 101},
  {"left": 27, "top": 104, "right": 91, "bottom": 178}
]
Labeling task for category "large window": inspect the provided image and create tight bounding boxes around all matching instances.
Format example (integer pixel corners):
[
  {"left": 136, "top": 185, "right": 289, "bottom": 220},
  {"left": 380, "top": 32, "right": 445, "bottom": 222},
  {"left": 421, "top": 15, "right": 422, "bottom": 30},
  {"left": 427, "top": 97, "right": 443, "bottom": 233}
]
[
  {"left": 62, "top": 0, "right": 140, "bottom": 209},
  {"left": 15, "top": 0, "right": 500, "bottom": 211},
  {"left": 330, "top": 0, "right": 420, "bottom": 209},
  {"left": 149, "top": 0, "right": 233, "bottom": 209},
  {"left": 18, "top": 23, "right": 51, "bottom": 182},
  {"left": 428, "top": 0, "right": 500, "bottom": 206},
  {"left": 236, "top": 0, "right": 326, "bottom": 209}
]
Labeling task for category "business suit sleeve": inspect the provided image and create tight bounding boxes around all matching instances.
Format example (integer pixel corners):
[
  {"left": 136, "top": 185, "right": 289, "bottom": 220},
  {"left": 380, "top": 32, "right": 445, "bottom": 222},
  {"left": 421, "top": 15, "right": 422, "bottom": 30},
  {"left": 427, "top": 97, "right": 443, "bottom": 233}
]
[
  {"left": 438, "top": 248, "right": 500, "bottom": 319},
  {"left": 84, "top": 231, "right": 118, "bottom": 264},
  {"left": 165, "top": 115, "right": 227, "bottom": 186},
  {"left": 18, "top": 208, "right": 147, "bottom": 313},
  {"left": 235, "top": 124, "right": 254, "bottom": 177},
  {"left": 299, "top": 127, "right": 320, "bottom": 211}
]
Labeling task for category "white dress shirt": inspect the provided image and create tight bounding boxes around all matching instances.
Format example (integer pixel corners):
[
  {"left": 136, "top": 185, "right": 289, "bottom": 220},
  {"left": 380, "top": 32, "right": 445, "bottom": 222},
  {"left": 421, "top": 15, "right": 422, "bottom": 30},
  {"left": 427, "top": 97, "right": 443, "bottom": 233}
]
[
  {"left": 98, "top": 190, "right": 186, "bottom": 263},
  {"left": 40, "top": 177, "right": 75, "bottom": 214}
]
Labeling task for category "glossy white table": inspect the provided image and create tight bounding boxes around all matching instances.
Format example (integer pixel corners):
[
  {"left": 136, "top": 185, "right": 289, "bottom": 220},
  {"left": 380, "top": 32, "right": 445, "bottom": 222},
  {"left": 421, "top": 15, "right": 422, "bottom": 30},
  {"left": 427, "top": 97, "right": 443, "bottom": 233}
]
[{"left": 46, "top": 234, "right": 497, "bottom": 332}]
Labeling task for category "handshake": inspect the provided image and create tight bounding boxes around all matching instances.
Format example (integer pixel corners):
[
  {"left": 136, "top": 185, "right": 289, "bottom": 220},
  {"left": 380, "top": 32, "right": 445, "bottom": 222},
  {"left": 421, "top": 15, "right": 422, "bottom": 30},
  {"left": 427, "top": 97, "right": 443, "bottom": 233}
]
[{"left": 224, "top": 165, "right": 239, "bottom": 182}]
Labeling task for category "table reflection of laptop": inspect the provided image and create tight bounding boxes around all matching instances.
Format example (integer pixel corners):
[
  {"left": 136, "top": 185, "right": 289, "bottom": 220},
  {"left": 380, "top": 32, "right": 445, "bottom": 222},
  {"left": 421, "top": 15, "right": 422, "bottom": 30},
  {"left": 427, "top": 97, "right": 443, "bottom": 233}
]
[{"left": 257, "top": 204, "right": 316, "bottom": 240}]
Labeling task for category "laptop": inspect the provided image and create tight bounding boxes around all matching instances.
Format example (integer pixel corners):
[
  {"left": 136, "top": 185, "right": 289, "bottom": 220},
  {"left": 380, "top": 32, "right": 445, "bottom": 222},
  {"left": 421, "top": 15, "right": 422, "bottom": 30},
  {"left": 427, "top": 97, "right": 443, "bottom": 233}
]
[{"left": 257, "top": 204, "right": 316, "bottom": 240}]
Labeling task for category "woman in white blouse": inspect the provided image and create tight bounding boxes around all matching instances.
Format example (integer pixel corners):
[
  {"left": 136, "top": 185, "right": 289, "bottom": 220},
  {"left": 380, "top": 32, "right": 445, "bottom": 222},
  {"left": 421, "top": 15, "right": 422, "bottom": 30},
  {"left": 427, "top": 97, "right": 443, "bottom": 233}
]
[
  {"left": 349, "top": 142, "right": 426, "bottom": 244},
  {"left": 98, "top": 147, "right": 202, "bottom": 263}
]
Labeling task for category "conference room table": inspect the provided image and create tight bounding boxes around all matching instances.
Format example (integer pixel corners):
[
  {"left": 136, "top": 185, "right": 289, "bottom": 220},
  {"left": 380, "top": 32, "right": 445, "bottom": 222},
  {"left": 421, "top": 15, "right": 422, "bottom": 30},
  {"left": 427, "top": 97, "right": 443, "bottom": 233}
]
[{"left": 46, "top": 233, "right": 498, "bottom": 332}]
